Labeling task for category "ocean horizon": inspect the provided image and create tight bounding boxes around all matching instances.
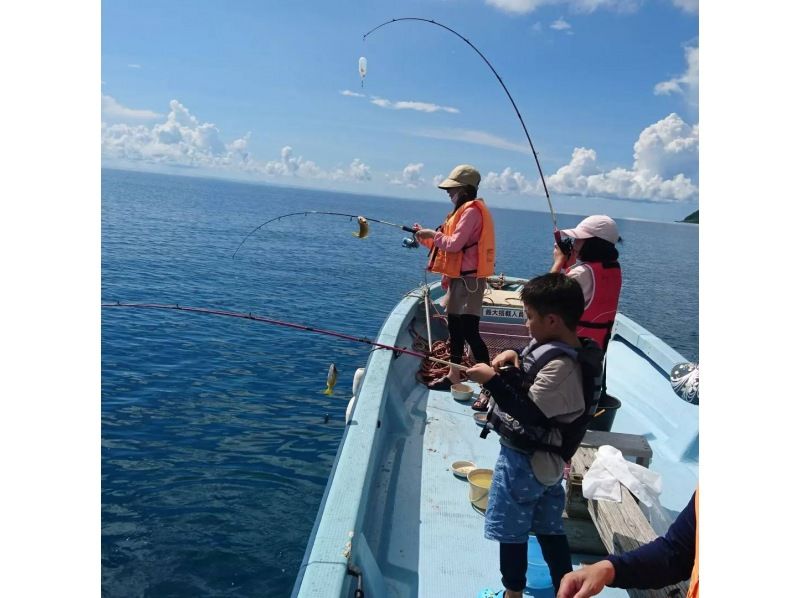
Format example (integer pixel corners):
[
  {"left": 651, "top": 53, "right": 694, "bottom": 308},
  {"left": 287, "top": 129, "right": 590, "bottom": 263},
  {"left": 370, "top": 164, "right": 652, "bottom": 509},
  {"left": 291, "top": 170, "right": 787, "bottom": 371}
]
[{"left": 102, "top": 168, "right": 698, "bottom": 596}]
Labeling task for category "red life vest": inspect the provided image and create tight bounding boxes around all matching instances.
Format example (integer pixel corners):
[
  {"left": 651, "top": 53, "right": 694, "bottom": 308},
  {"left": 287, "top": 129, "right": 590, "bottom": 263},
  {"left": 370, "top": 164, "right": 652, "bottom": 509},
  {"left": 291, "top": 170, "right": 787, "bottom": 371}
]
[{"left": 569, "top": 261, "right": 622, "bottom": 351}]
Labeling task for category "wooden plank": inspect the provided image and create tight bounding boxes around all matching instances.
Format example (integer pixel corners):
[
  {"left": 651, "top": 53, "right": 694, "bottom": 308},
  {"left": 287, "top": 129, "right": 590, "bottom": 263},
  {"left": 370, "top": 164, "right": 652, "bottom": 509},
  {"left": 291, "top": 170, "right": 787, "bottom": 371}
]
[
  {"left": 562, "top": 513, "right": 607, "bottom": 556},
  {"left": 581, "top": 430, "right": 653, "bottom": 468},
  {"left": 570, "top": 447, "right": 689, "bottom": 598}
]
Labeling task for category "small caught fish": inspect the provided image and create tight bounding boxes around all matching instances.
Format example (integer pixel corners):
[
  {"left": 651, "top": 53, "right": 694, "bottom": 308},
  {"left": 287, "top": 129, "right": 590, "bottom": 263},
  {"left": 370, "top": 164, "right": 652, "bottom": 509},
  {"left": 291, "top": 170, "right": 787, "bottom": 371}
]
[
  {"left": 351, "top": 216, "right": 369, "bottom": 239},
  {"left": 323, "top": 363, "right": 338, "bottom": 395}
]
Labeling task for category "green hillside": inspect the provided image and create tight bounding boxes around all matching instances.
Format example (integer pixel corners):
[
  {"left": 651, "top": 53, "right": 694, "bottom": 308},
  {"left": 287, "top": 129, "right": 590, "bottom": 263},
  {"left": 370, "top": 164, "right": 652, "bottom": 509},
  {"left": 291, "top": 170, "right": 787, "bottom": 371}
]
[{"left": 681, "top": 210, "right": 699, "bottom": 224}]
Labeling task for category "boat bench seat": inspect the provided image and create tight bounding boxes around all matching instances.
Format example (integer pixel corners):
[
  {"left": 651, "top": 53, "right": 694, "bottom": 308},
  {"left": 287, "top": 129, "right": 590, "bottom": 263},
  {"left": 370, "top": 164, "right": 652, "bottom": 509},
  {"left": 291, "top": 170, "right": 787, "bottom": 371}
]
[
  {"left": 566, "top": 446, "right": 690, "bottom": 597},
  {"left": 580, "top": 429, "right": 653, "bottom": 468}
]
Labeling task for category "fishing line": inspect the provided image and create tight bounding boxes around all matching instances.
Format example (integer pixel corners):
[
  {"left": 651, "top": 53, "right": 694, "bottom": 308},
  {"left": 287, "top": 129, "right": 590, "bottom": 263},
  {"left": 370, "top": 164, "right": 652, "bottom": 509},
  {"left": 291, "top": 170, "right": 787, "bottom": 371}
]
[
  {"left": 233, "top": 210, "right": 418, "bottom": 259},
  {"left": 102, "top": 301, "right": 469, "bottom": 371},
  {"left": 362, "top": 17, "right": 569, "bottom": 251}
]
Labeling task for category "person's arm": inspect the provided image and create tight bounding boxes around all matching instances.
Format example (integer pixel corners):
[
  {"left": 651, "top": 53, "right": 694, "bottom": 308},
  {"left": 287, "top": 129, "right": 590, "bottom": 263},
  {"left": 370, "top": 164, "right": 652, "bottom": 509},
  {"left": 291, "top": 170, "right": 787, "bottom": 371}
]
[
  {"left": 491, "top": 349, "right": 521, "bottom": 370},
  {"left": 465, "top": 362, "right": 549, "bottom": 426},
  {"left": 565, "top": 264, "right": 593, "bottom": 308},
  {"left": 413, "top": 223, "right": 436, "bottom": 250},
  {"left": 551, "top": 243, "right": 569, "bottom": 273},
  {"left": 431, "top": 206, "right": 481, "bottom": 253},
  {"left": 556, "top": 560, "right": 615, "bottom": 598},
  {"left": 558, "top": 492, "right": 696, "bottom": 597},
  {"left": 606, "top": 492, "right": 697, "bottom": 589}
]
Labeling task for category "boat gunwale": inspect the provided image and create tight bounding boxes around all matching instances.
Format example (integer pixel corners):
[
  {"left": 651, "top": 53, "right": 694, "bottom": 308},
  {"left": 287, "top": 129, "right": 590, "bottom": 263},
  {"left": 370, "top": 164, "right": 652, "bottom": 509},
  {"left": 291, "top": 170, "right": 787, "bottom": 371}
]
[{"left": 292, "top": 288, "right": 426, "bottom": 597}]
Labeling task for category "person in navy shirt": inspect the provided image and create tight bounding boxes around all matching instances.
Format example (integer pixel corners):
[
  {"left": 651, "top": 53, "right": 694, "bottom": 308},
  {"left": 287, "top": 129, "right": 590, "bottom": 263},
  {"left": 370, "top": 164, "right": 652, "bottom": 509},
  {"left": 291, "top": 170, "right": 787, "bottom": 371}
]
[{"left": 557, "top": 490, "right": 699, "bottom": 598}]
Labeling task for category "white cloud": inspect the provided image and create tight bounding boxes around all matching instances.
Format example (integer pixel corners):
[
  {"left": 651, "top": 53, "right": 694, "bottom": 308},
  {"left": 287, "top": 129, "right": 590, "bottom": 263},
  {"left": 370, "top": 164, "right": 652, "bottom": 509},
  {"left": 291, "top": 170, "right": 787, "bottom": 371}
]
[
  {"left": 546, "top": 113, "right": 698, "bottom": 201},
  {"left": 477, "top": 113, "right": 698, "bottom": 202},
  {"left": 432, "top": 174, "right": 445, "bottom": 188},
  {"left": 264, "top": 146, "right": 322, "bottom": 178},
  {"left": 550, "top": 18, "right": 572, "bottom": 30},
  {"left": 483, "top": 167, "right": 540, "bottom": 194},
  {"left": 101, "top": 98, "right": 373, "bottom": 183},
  {"left": 413, "top": 128, "right": 529, "bottom": 153},
  {"left": 370, "top": 96, "right": 459, "bottom": 114},
  {"left": 344, "top": 89, "right": 460, "bottom": 114},
  {"left": 101, "top": 95, "right": 161, "bottom": 122},
  {"left": 654, "top": 45, "right": 698, "bottom": 108},
  {"left": 485, "top": 0, "right": 641, "bottom": 15},
  {"left": 332, "top": 158, "right": 372, "bottom": 182},
  {"left": 487, "top": 0, "right": 553, "bottom": 13},
  {"left": 671, "top": 0, "right": 698, "bottom": 13},
  {"left": 390, "top": 163, "right": 425, "bottom": 187},
  {"left": 102, "top": 99, "right": 252, "bottom": 169},
  {"left": 127, "top": 64, "right": 141, "bottom": 69}
]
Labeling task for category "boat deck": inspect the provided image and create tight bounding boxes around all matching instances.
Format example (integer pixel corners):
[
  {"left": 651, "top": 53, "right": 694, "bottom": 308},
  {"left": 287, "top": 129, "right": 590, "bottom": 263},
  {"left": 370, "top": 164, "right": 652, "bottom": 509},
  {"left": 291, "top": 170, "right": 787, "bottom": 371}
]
[{"left": 293, "top": 282, "right": 698, "bottom": 598}]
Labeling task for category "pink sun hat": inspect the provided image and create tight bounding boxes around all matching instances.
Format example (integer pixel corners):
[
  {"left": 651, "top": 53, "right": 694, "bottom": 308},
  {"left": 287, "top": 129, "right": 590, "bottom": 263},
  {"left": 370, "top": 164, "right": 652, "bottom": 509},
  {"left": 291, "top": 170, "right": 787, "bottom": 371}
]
[{"left": 559, "top": 215, "right": 620, "bottom": 244}]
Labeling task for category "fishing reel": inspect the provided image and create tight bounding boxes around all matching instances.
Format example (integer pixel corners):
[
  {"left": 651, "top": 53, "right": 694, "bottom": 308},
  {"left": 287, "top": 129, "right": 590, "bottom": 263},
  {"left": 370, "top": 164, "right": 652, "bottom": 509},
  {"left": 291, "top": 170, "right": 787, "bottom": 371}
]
[
  {"left": 401, "top": 237, "right": 419, "bottom": 249},
  {"left": 555, "top": 232, "right": 574, "bottom": 259},
  {"left": 497, "top": 364, "right": 524, "bottom": 388}
]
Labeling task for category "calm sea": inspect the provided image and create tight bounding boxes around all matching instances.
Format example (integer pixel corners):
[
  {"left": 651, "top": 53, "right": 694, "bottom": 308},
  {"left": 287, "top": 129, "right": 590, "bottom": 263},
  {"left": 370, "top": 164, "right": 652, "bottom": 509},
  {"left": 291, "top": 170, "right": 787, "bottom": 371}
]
[{"left": 101, "top": 168, "right": 698, "bottom": 596}]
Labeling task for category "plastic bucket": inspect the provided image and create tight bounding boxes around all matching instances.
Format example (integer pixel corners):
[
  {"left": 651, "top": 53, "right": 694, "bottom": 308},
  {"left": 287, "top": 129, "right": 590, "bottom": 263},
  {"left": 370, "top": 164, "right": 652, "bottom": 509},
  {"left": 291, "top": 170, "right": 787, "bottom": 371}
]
[
  {"left": 467, "top": 468, "right": 493, "bottom": 511},
  {"left": 526, "top": 536, "right": 553, "bottom": 590},
  {"left": 587, "top": 394, "right": 621, "bottom": 432}
]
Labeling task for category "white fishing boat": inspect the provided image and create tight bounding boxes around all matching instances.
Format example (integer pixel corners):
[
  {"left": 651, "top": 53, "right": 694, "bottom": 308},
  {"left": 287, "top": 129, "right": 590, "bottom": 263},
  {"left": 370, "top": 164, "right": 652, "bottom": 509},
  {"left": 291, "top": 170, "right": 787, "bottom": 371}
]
[{"left": 291, "top": 276, "right": 698, "bottom": 597}]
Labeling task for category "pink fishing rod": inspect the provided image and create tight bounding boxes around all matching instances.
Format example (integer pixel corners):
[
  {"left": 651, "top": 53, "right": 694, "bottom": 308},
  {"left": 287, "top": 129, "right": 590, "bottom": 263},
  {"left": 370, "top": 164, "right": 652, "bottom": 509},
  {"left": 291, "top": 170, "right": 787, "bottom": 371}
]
[{"left": 102, "top": 302, "right": 468, "bottom": 371}]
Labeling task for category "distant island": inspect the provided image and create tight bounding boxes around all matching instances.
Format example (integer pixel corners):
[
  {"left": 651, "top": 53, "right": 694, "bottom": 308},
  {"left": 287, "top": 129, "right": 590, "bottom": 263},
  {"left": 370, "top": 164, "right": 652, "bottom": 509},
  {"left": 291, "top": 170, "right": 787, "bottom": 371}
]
[{"left": 680, "top": 210, "right": 698, "bottom": 224}]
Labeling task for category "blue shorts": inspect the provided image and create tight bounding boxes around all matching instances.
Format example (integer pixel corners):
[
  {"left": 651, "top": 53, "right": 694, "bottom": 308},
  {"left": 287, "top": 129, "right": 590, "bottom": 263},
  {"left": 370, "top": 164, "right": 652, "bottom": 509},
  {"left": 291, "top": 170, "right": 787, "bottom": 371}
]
[{"left": 484, "top": 445, "right": 566, "bottom": 543}]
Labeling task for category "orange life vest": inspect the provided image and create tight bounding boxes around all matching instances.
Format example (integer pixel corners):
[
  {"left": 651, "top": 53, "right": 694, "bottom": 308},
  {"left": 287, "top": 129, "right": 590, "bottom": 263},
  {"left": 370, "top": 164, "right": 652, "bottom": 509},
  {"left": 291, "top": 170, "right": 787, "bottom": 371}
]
[
  {"left": 426, "top": 199, "right": 495, "bottom": 278},
  {"left": 687, "top": 488, "right": 699, "bottom": 598},
  {"left": 569, "top": 261, "right": 622, "bottom": 351}
]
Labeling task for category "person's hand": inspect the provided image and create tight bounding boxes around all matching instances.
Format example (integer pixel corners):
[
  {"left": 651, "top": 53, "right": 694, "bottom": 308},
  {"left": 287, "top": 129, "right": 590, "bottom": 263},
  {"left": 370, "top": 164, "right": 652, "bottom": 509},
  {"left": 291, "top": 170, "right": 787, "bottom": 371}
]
[
  {"left": 415, "top": 228, "right": 436, "bottom": 241},
  {"left": 466, "top": 363, "right": 496, "bottom": 384},
  {"left": 557, "top": 560, "right": 615, "bottom": 598},
  {"left": 491, "top": 350, "right": 520, "bottom": 371},
  {"left": 552, "top": 242, "right": 568, "bottom": 272}
]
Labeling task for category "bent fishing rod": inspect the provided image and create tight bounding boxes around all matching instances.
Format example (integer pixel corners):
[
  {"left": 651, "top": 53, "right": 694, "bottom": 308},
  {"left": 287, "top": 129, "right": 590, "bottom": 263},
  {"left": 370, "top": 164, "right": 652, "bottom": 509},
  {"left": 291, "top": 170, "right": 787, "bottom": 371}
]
[
  {"left": 363, "top": 18, "right": 568, "bottom": 251},
  {"left": 102, "top": 302, "right": 468, "bottom": 371},
  {"left": 232, "top": 211, "right": 418, "bottom": 259}
]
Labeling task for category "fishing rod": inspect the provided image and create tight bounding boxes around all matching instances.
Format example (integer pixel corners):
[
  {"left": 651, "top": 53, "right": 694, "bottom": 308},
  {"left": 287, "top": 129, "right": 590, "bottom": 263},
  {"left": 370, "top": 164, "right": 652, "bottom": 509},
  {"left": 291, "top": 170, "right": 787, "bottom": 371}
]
[
  {"left": 233, "top": 210, "right": 418, "bottom": 259},
  {"left": 102, "top": 302, "right": 469, "bottom": 371},
  {"left": 362, "top": 18, "right": 570, "bottom": 253}
]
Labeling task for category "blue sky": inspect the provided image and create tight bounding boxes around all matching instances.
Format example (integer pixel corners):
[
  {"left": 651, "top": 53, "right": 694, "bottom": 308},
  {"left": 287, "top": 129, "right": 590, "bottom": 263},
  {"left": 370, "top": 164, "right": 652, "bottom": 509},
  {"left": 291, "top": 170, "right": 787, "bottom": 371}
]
[{"left": 102, "top": 0, "right": 699, "bottom": 221}]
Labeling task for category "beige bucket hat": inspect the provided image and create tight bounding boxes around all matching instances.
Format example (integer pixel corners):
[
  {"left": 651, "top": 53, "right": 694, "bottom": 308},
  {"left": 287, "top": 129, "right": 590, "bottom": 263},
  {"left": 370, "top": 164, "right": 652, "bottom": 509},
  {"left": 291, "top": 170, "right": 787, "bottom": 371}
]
[{"left": 438, "top": 164, "right": 481, "bottom": 189}]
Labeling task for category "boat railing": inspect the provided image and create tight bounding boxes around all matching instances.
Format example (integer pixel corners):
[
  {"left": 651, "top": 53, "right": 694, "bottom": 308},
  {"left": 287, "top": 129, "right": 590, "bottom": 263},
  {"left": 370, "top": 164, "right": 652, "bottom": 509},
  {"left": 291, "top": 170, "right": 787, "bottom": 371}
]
[{"left": 610, "top": 314, "right": 699, "bottom": 463}]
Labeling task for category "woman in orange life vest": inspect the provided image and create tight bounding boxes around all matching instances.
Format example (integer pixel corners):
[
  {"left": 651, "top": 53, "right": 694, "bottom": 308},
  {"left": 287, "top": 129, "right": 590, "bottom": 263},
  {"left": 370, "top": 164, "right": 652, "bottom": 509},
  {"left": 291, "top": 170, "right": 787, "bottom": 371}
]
[
  {"left": 550, "top": 215, "right": 622, "bottom": 352},
  {"left": 414, "top": 164, "right": 496, "bottom": 390}
]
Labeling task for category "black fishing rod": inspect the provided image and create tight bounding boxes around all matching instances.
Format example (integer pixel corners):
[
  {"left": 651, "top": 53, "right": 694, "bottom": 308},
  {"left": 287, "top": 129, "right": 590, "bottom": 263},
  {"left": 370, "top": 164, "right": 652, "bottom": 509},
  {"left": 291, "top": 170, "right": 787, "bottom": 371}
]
[
  {"left": 232, "top": 211, "right": 418, "bottom": 259},
  {"left": 102, "top": 302, "right": 468, "bottom": 371},
  {"left": 363, "top": 17, "right": 569, "bottom": 252}
]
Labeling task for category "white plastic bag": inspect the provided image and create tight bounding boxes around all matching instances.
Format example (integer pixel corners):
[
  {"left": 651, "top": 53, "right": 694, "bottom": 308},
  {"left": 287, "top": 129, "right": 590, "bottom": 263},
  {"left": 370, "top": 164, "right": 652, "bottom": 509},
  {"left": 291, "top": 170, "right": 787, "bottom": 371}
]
[{"left": 582, "top": 445, "right": 662, "bottom": 507}]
